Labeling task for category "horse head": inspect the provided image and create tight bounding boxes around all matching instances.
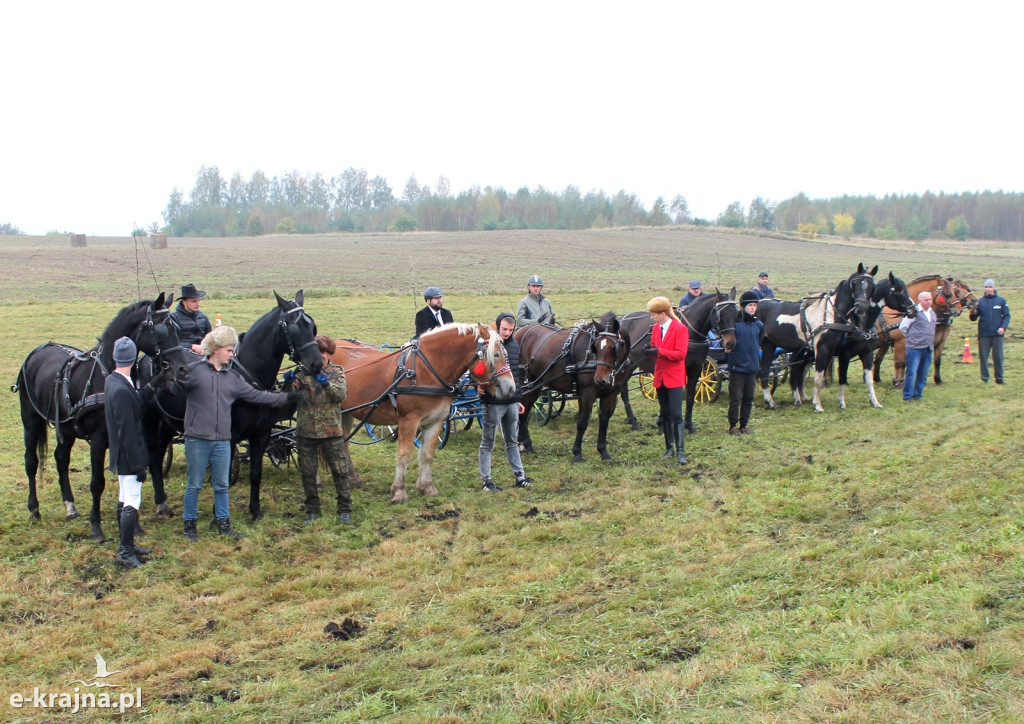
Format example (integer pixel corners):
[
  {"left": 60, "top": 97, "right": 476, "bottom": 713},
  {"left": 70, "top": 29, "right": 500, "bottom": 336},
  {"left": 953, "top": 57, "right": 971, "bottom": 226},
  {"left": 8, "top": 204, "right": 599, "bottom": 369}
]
[
  {"left": 712, "top": 287, "right": 739, "bottom": 353},
  {"left": 844, "top": 264, "right": 878, "bottom": 327},
  {"left": 949, "top": 279, "right": 978, "bottom": 316},
  {"left": 103, "top": 293, "right": 191, "bottom": 381},
  {"left": 879, "top": 272, "right": 917, "bottom": 318},
  {"left": 274, "top": 290, "right": 322, "bottom": 375},
  {"left": 589, "top": 312, "right": 629, "bottom": 390},
  {"left": 466, "top": 323, "right": 517, "bottom": 399}
]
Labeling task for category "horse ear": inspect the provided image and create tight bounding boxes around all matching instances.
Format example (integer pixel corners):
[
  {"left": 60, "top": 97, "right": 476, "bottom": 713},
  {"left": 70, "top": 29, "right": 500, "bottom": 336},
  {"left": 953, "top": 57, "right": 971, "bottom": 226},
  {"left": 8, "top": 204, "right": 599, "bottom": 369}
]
[
  {"left": 889, "top": 271, "right": 897, "bottom": 284},
  {"left": 166, "top": 293, "right": 174, "bottom": 308},
  {"left": 274, "top": 291, "right": 287, "bottom": 308},
  {"left": 869, "top": 265, "right": 879, "bottom": 276},
  {"left": 154, "top": 291, "right": 166, "bottom": 308},
  {"left": 730, "top": 286, "right": 737, "bottom": 299},
  {"left": 857, "top": 262, "right": 865, "bottom": 274},
  {"left": 295, "top": 290, "right": 304, "bottom": 307}
]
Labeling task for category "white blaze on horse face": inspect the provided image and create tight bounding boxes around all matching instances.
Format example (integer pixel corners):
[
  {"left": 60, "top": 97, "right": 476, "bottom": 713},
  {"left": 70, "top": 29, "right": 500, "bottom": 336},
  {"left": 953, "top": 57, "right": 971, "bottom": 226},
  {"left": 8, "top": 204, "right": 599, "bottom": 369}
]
[{"left": 598, "top": 338, "right": 610, "bottom": 351}]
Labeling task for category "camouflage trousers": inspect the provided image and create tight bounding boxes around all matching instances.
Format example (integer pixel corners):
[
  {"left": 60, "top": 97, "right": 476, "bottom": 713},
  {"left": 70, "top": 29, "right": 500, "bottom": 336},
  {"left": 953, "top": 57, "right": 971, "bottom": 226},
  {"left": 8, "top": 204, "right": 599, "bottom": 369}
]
[{"left": 296, "top": 435, "right": 352, "bottom": 515}]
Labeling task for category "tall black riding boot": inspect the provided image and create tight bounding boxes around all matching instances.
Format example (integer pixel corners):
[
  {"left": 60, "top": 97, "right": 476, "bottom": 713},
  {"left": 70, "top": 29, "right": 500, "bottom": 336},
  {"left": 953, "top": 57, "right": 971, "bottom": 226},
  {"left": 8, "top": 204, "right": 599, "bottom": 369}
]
[
  {"left": 116, "top": 506, "right": 143, "bottom": 569},
  {"left": 116, "top": 501, "right": 151, "bottom": 555},
  {"left": 661, "top": 422, "right": 675, "bottom": 459},
  {"left": 675, "top": 423, "right": 688, "bottom": 465}
]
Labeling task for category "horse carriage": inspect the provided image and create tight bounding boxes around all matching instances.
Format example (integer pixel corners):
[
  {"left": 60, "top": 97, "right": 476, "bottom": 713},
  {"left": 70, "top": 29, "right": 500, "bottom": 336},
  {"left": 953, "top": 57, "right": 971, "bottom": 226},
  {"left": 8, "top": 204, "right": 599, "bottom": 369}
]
[{"left": 641, "top": 344, "right": 791, "bottom": 405}]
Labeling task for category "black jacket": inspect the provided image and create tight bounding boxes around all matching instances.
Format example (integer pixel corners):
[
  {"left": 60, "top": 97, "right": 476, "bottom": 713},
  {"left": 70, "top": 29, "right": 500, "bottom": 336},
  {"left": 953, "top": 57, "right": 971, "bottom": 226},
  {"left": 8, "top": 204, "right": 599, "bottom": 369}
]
[
  {"left": 171, "top": 301, "right": 212, "bottom": 347},
  {"left": 415, "top": 306, "right": 454, "bottom": 338},
  {"left": 479, "top": 336, "right": 523, "bottom": 405},
  {"left": 105, "top": 372, "right": 154, "bottom": 476}
]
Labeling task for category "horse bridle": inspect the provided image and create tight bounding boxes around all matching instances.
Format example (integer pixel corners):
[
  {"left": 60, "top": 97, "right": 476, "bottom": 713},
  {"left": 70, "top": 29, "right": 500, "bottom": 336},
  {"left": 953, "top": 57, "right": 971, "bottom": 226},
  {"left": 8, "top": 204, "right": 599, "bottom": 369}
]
[
  {"left": 590, "top": 328, "right": 627, "bottom": 387},
  {"left": 947, "top": 282, "right": 977, "bottom": 317},
  {"left": 469, "top": 330, "right": 511, "bottom": 387},
  {"left": 136, "top": 306, "right": 180, "bottom": 378},
  {"left": 279, "top": 304, "right": 319, "bottom": 367}
]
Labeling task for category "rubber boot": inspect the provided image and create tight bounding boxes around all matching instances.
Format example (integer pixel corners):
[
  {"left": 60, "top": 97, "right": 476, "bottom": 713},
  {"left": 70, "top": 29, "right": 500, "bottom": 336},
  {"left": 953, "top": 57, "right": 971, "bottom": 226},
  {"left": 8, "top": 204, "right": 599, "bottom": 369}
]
[
  {"left": 661, "top": 422, "right": 675, "bottom": 459},
  {"left": 116, "top": 506, "right": 143, "bottom": 568},
  {"left": 675, "top": 423, "right": 688, "bottom": 465},
  {"left": 116, "top": 501, "right": 151, "bottom": 555}
]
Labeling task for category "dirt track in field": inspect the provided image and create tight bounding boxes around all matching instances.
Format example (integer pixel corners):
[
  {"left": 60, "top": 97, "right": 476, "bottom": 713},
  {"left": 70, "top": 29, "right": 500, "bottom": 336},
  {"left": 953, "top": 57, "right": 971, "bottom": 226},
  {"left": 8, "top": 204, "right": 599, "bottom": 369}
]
[{"left": 0, "top": 229, "right": 1015, "bottom": 303}]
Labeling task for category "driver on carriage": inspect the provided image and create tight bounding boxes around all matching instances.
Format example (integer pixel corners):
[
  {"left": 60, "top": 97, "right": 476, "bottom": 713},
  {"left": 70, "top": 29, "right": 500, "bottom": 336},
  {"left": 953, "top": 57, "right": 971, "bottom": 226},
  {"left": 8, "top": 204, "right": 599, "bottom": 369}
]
[
  {"left": 679, "top": 280, "right": 708, "bottom": 308},
  {"left": 171, "top": 282, "right": 213, "bottom": 355},
  {"left": 517, "top": 275, "right": 556, "bottom": 327},
  {"left": 415, "top": 286, "right": 454, "bottom": 338}
]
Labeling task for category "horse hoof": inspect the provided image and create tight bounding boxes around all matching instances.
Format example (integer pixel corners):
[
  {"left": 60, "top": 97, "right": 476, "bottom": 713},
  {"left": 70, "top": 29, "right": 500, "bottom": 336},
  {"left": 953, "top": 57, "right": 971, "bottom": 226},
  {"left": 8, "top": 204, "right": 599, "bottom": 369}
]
[
  {"left": 684, "top": 424, "right": 696, "bottom": 434},
  {"left": 155, "top": 503, "right": 175, "bottom": 517},
  {"left": 572, "top": 455, "right": 584, "bottom": 464},
  {"left": 90, "top": 530, "right": 109, "bottom": 544},
  {"left": 600, "top": 451, "right": 612, "bottom": 461},
  {"left": 29, "top": 510, "right": 41, "bottom": 522},
  {"left": 521, "top": 446, "right": 537, "bottom": 456},
  {"left": 390, "top": 494, "right": 408, "bottom": 505},
  {"left": 65, "top": 511, "right": 80, "bottom": 522},
  {"left": 250, "top": 511, "right": 264, "bottom": 522},
  {"left": 420, "top": 485, "right": 439, "bottom": 497}
]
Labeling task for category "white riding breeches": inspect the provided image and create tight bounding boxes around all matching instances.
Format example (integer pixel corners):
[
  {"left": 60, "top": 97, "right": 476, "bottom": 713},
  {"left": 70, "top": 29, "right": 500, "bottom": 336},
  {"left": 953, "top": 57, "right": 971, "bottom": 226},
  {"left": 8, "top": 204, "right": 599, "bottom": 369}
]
[{"left": 118, "top": 475, "right": 142, "bottom": 510}]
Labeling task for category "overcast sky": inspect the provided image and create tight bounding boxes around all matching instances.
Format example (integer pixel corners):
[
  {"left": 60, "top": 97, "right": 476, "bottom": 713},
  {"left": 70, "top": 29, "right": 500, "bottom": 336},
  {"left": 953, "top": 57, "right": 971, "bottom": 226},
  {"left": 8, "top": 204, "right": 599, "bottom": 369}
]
[{"left": 3, "top": 1, "right": 1021, "bottom": 236}]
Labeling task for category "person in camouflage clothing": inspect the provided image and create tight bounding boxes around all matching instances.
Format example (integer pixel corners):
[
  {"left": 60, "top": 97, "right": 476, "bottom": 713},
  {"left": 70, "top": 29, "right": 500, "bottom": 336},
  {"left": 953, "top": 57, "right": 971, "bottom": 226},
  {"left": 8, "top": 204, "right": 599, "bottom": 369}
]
[{"left": 283, "top": 334, "right": 354, "bottom": 524}]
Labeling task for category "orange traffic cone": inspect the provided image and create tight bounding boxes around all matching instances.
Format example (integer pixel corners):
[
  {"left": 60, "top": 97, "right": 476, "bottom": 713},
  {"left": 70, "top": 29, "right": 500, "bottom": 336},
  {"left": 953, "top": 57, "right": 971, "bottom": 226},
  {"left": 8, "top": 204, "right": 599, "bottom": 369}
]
[{"left": 960, "top": 338, "right": 974, "bottom": 363}]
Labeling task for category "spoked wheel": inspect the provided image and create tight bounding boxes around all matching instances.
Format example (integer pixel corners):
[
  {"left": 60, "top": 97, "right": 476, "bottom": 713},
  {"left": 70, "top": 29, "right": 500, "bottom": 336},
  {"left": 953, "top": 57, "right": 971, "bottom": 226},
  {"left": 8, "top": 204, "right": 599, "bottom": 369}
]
[
  {"left": 638, "top": 372, "right": 657, "bottom": 401},
  {"left": 414, "top": 420, "right": 450, "bottom": 450},
  {"left": 768, "top": 351, "right": 790, "bottom": 395},
  {"left": 352, "top": 423, "right": 397, "bottom": 445},
  {"left": 162, "top": 442, "right": 174, "bottom": 476},
  {"left": 532, "top": 392, "right": 554, "bottom": 427},
  {"left": 547, "top": 390, "right": 566, "bottom": 419},
  {"left": 229, "top": 443, "right": 244, "bottom": 486},
  {"left": 694, "top": 358, "right": 722, "bottom": 404}
]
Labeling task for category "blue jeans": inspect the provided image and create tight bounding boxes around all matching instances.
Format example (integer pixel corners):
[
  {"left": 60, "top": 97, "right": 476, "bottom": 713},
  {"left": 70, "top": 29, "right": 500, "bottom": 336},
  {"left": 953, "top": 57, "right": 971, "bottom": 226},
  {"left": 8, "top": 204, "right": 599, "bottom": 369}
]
[
  {"left": 903, "top": 347, "right": 932, "bottom": 400},
  {"left": 183, "top": 437, "right": 231, "bottom": 521},
  {"left": 479, "top": 403, "right": 525, "bottom": 481}
]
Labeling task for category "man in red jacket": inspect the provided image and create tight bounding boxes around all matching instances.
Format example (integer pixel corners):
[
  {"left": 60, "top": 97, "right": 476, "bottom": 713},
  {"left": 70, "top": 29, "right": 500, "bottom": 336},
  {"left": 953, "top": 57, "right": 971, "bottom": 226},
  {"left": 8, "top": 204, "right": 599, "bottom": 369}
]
[{"left": 645, "top": 296, "right": 690, "bottom": 464}]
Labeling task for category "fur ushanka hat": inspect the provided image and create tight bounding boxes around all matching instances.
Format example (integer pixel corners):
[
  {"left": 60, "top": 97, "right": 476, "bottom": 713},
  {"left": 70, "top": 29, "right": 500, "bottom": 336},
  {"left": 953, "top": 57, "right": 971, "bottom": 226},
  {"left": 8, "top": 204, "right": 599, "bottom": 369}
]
[{"left": 201, "top": 325, "right": 239, "bottom": 357}]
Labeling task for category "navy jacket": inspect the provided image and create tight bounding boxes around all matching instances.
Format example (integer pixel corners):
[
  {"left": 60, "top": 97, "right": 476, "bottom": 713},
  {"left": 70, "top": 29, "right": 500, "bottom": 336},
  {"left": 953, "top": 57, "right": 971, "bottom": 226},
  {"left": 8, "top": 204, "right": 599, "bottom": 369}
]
[
  {"left": 105, "top": 372, "right": 155, "bottom": 476},
  {"left": 729, "top": 317, "right": 764, "bottom": 374},
  {"left": 970, "top": 293, "right": 1010, "bottom": 337}
]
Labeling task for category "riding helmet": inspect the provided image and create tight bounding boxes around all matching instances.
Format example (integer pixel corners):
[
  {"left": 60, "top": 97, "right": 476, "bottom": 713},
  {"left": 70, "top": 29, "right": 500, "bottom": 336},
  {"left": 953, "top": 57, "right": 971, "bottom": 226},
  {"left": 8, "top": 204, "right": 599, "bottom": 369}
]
[
  {"left": 739, "top": 291, "right": 760, "bottom": 306},
  {"left": 423, "top": 286, "right": 444, "bottom": 300},
  {"left": 527, "top": 275, "right": 544, "bottom": 286}
]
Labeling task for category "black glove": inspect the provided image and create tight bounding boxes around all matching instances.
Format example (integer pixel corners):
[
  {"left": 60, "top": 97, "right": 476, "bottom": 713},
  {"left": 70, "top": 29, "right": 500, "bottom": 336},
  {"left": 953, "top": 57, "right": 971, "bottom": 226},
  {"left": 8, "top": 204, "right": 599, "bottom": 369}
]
[
  {"left": 136, "top": 470, "right": 147, "bottom": 483},
  {"left": 286, "top": 390, "right": 303, "bottom": 405},
  {"left": 643, "top": 345, "right": 659, "bottom": 358}
]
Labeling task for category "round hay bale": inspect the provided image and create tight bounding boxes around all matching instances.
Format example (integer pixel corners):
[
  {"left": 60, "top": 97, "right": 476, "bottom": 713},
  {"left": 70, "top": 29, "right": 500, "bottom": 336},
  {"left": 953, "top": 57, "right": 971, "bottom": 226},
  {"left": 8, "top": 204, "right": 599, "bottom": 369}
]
[
  {"left": 70, "top": 234, "right": 87, "bottom": 247},
  {"left": 150, "top": 234, "right": 168, "bottom": 249}
]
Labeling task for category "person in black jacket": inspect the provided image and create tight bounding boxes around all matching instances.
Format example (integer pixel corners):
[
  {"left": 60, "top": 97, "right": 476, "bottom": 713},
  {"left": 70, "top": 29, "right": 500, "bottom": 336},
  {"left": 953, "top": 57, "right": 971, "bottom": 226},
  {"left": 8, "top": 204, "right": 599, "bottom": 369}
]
[
  {"left": 727, "top": 292, "right": 765, "bottom": 435},
  {"left": 477, "top": 313, "right": 533, "bottom": 491},
  {"left": 105, "top": 337, "right": 158, "bottom": 568},
  {"left": 170, "top": 282, "right": 213, "bottom": 354},
  {"left": 969, "top": 278, "right": 1011, "bottom": 384},
  {"left": 414, "top": 286, "right": 454, "bottom": 338}
]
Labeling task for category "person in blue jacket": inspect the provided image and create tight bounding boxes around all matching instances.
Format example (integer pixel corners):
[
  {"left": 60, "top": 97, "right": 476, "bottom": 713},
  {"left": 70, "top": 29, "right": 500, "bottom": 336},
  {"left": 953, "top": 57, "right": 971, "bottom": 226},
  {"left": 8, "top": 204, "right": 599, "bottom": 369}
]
[
  {"left": 728, "top": 292, "right": 765, "bottom": 435},
  {"left": 969, "top": 278, "right": 1010, "bottom": 384}
]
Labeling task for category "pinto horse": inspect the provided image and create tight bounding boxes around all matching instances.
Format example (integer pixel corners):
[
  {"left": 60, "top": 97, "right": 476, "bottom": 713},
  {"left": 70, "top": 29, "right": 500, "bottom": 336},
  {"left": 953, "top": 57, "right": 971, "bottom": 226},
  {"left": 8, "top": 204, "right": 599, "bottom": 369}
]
[
  {"left": 14, "top": 294, "right": 190, "bottom": 541},
  {"left": 515, "top": 312, "right": 629, "bottom": 463},
  {"left": 139, "top": 291, "right": 322, "bottom": 520},
  {"left": 872, "top": 276, "right": 978, "bottom": 387},
  {"left": 756, "top": 264, "right": 877, "bottom": 412},
  {"left": 616, "top": 290, "right": 738, "bottom": 433},
  {"left": 338, "top": 323, "right": 516, "bottom": 504},
  {"left": 833, "top": 272, "right": 918, "bottom": 409}
]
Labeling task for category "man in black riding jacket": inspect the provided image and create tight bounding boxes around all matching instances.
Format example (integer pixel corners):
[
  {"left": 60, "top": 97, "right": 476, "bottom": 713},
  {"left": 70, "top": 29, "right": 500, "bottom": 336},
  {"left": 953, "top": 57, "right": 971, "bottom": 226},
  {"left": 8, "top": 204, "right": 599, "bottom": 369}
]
[
  {"left": 477, "top": 313, "right": 533, "bottom": 492},
  {"left": 171, "top": 282, "right": 213, "bottom": 354}
]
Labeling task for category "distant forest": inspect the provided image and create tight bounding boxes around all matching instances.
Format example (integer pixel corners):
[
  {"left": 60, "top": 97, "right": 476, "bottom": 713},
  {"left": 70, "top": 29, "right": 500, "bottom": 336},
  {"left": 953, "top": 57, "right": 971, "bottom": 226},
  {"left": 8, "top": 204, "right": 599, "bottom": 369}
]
[{"left": 151, "top": 165, "right": 1024, "bottom": 242}]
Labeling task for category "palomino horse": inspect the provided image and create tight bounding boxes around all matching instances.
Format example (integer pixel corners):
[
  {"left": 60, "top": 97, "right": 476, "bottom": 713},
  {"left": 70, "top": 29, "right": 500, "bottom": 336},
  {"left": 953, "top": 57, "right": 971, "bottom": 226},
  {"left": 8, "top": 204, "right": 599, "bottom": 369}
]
[
  {"left": 833, "top": 272, "right": 918, "bottom": 409},
  {"left": 756, "top": 264, "right": 877, "bottom": 412},
  {"left": 14, "top": 294, "right": 190, "bottom": 541},
  {"left": 616, "top": 290, "right": 739, "bottom": 433},
  {"left": 140, "top": 291, "right": 322, "bottom": 520},
  {"left": 337, "top": 323, "right": 516, "bottom": 504},
  {"left": 872, "top": 276, "right": 978, "bottom": 387},
  {"left": 515, "top": 312, "right": 629, "bottom": 463}
]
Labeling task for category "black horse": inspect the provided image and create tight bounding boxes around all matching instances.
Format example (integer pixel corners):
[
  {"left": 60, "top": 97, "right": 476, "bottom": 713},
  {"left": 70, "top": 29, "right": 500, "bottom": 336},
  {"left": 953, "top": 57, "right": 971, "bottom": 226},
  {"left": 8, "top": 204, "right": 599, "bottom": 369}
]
[
  {"left": 616, "top": 289, "right": 739, "bottom": 433},
  {"left": 756, "top": 264, "right": 877, "bottom": 412},
  {"left": 515, "top": 312, "right": 629, "bottom": 463},
  {"left": 140, "top": 291, "right": 322, "bottom": 520},
  {"left": 833, "top": 272, "right": 917, "bottom": 409},
  {"left": 14, "top": 294, "right": 190, "bottom": 542}
]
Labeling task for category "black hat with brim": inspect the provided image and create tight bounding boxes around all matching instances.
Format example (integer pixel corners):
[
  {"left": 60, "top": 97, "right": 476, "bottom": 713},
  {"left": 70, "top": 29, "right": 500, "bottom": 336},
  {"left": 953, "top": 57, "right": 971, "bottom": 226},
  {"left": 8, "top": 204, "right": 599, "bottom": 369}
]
[{"left": 180, "top": 283, "right": 206, "bottom": 299}]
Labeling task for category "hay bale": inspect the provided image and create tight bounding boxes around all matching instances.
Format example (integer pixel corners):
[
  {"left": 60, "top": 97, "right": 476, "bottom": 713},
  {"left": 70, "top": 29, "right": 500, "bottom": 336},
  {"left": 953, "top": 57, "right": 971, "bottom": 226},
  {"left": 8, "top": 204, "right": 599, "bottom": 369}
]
[
  {"left": 70, "top": 234, "right": 87, "bottom": 247},
  {"left": 150, "top": 234, "right": 168, "bottom": 249}
]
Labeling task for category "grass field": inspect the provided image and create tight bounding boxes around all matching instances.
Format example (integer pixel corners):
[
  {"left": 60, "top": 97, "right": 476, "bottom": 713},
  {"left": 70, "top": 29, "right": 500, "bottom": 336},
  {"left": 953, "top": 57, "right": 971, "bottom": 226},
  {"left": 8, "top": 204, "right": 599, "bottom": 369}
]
[{"left": 1, "top": 228, "right": 1022, "bottom": 722}]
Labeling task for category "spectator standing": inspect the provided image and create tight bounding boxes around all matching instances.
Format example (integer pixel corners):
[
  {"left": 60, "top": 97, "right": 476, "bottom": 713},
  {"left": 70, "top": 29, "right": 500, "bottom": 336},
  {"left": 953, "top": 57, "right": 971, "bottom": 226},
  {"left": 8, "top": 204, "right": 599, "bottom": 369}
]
[
  {"left": 969, "top": 278, "right": 1010, "bottom": 384},
  {"left": 678, "top": 280, "right": 707, "bottom": 308},
  {"left": 727, "top": 292, "right": 765, "bottom": 435},
  {"left": 898, "top": 291, "right": 937, "bottom": 401},
  {"left": 750, "top": 272, "right": 775, "bottom": 300}
]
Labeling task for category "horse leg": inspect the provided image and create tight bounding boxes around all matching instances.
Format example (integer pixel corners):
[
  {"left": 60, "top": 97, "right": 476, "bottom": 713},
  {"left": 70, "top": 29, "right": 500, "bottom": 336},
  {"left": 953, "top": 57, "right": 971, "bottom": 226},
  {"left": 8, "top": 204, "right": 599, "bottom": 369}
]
[
  {"left": 863, "top": 352, "right": 883, "bottom": 409},
  {"left": 247, "top": 434, "right": 270, "bottom": 520},
  {"left": 619, "top": 387, "right": 642, "bottom": 431},
  {"left": 596, "top": 394, "right": 617, "bottom": 461},
  {"left": 52, "top": 434, "right": 80, "bottom": 521},
  {"left": 572, "top": 396, "right": 594, "bottom": 463},
  {"left": 390, "top": 421, "right": 417, "bottom": 504},
  {"left": 684, "top": 376, "right": 698, "bottom": 433},
  {"left": 415, "top": 418, "right": 445, "bottom": 498},
  {"left": 759, "top": 344, "right": 778, "bottom": 410},
  {"left": 518, "top": 391, "right": 539, "bottom": 455},
  {"left": 933, "top": 328, "right": 949, "bottom": 385},
  {"left": 88, "top": 438, "right": 110, "bottom": 542},
  {"left": 341, "top": 414, "right": 364, "bottom": 488},
  {"left": 150, "top": 424, "right": 175, "bottom": 517},
  {"left": 872, "top": 340, "right": 888, "bottom": 383},
  {"left": 893, "top": 338, "right": 906, "bottom": 387},
  {"left": 811, "top": 364, "right": 828, "bottom": 412},
  {"left": 23, "top": 419, "right": 45, "bottom": 521},
  {"left": 837, "top": 355, "right": 850, "bottom": 410}
]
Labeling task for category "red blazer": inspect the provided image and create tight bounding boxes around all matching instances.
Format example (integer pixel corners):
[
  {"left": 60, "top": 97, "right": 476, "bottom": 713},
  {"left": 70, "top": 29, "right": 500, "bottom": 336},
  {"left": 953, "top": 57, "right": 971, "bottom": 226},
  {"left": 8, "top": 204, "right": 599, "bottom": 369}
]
[{"left": 651, "top": 318, "right": 689, "bottom": 388}]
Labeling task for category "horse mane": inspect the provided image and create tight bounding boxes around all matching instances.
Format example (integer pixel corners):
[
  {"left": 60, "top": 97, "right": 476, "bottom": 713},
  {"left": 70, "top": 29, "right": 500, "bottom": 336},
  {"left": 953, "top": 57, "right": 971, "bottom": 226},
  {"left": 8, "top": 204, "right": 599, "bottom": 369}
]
[
  {"left": 99, "top": 300, "right": 151, "bottom": 349},
  {"left": 908, "top": 274, "right": 944, "bottom": 286}
]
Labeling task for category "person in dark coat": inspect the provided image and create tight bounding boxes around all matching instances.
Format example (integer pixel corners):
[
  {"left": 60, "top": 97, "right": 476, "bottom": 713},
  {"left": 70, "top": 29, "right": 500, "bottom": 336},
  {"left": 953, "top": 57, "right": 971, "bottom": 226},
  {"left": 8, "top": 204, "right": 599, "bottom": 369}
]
[
  {"left": 170, "top": 282, "right": 212, "bottom": 354},
  {"left": 414, "top": 285, "right": 454, "bottom": 338},
  {"left": 728, "top": 292, "right": 765, "bottom": 435},
  {"left": 477, "top": 313, "right": 533, "bottom": 491},
  {"left": 749, "top": 272, "right": 775, "bottom": 300},
  {"left": 969, "top": 278, "right": 1010, "bottom": 384},
  {"left": 104, "top": 337, "right": 158, "bottom": 568}
]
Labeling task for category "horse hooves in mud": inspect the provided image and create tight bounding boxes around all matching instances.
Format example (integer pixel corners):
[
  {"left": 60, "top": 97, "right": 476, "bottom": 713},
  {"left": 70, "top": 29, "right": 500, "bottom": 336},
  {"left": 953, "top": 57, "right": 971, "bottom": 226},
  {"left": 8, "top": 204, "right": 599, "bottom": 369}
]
[
  {"left": 89, "top": 527, "right": 109, "bottom": 544},
  {"left": 418, "top": 484, "right": 440, "bottom": 498},
  {"left": 390, "top": 491, "right": 408, "bottom": 505},
  {"left": 66, "top": 510, "right": 80, "bottom": 522},
  {"left": 29, "top": 508, "right": 41, "bottom": 522},
  {"left": 155, "top": 502, "right": 175, "bottom": 517}
]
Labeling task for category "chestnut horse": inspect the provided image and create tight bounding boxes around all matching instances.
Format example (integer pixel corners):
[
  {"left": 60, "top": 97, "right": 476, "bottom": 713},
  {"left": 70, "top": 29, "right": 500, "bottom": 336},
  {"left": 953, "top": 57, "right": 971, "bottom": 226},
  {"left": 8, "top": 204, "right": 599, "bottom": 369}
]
[
  {"left": 872, "top": 276, "right": 978, "bottom": 386},
  {"left": 515, "top": 312, "right": 629, "bottom": 463},
  {"left": 335, "top": 323, "right": 515, "bottom": 504}
]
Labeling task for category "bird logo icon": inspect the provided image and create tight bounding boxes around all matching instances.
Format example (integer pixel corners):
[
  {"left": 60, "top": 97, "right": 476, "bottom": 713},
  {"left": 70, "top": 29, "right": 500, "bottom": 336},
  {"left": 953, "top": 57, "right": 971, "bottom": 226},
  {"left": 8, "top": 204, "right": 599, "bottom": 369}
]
[{"left": 67, "top": 654, "right": 123, "bottom": 688}]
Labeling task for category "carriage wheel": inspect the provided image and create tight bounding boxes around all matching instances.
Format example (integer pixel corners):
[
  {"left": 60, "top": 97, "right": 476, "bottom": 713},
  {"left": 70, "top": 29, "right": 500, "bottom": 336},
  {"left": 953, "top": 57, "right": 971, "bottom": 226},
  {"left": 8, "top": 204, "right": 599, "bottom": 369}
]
[
  {"left": 162, "top": 443, "right": 174, "bottom": 476},
  {"left": 414, "top": 420, "right": 450, "bottom": 450},
  {"left": 531, "top": 393, "right": 553, "bottom": 427},
  {"left": 638, "top": 372, "right": 657, "bottom": 401},
  {"left": 449, "top": 403, "right": 476, "bottom": 432},
  {"left": 229, "top": 443, "right": 243, "bottom": 486},
  {"left": 352, "top": 423, "right": 396, "bottom": 445},
  {"left": 694, "top": 358, "right": 722, "bottom": 404},
  {"left": 546, "top": 390, "right": 566, "bottom": 418},
  {"left": 768, "top": 351, "right": 789, "bottom": 395}
]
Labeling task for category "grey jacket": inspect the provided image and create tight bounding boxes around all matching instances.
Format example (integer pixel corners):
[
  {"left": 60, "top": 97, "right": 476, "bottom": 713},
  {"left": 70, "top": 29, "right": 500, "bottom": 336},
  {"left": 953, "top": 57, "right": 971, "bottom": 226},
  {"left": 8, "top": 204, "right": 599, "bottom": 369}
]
[
  {"left": 517, "top": 293, "right": 556, "bottom": 327},
  {"left": 899, "top": 305, "right": 937, "bottom": 350},
  {"left": 176, "top": 359, "right": 290, "bottom": 441}
]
